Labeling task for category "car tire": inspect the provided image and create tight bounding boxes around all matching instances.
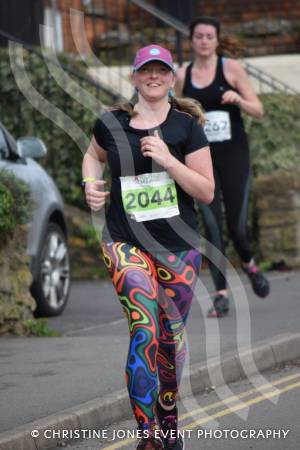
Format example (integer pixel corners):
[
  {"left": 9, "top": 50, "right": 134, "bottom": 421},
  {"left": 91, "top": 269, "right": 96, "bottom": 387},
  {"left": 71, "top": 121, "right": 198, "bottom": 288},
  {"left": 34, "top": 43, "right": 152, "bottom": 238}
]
[{"left": 31, "top": 223, "right": 71, "bottom": 317}]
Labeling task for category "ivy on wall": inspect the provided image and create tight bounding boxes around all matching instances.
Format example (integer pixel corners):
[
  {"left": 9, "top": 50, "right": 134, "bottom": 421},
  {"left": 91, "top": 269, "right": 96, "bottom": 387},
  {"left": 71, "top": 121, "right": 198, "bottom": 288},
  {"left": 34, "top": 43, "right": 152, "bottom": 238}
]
[
  {"left": 244, "top": 93, "right": 300, "bottom": 176},
  {"left": 0, "top": 170, "right": 31, "bottom": 247}
]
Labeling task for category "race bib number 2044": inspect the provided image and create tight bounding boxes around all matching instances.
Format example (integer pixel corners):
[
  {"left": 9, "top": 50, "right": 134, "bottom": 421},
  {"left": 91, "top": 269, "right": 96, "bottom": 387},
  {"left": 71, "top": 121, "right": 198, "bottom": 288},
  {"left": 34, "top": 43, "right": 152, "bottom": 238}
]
[{"left": 120, "top": 172, "right": 179, "bottom": 222}]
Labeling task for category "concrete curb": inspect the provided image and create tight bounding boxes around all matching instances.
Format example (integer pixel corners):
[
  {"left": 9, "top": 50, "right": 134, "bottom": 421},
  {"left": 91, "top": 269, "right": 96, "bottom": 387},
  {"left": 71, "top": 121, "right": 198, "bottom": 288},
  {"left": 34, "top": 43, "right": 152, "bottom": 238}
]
[{"left": 1, "top": 332, "right": 300, "bottom": 450}]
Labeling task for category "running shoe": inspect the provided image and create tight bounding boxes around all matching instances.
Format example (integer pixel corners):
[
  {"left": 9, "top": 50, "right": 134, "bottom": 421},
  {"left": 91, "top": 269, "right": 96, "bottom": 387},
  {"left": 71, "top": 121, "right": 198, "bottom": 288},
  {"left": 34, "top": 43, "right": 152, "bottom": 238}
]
[
  {"left": 156, "top": 402, "right": 184, "bottom": 449},
  {"left": 242, "top": 263, "right": 270, "bottom": 298},
  {"left": 207, "top": 294, "right": 229, "bottom": 318},
  {"left": 136, "top": 431, "right": 164, "bottom": 449}
]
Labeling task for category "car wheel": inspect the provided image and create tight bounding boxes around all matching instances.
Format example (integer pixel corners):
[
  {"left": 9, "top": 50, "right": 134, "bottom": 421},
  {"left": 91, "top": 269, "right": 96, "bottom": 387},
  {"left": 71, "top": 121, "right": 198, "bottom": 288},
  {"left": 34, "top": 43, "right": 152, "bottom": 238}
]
[{"left": 31, "top": 223, "right": 71, "bottom": 317}]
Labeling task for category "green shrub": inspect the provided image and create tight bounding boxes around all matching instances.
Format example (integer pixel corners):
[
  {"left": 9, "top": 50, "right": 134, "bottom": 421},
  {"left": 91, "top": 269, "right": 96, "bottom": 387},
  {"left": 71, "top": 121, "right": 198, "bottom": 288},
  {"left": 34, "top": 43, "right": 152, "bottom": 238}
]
[
  {"left": 0, "top": 183, "right": 15, "bottom": 242},
  {"left": 81, "top": 223, "right": 101, "bottom": 247},
  {"left": 22, "top": 318, "right": 61, "bottom": 337},
  {"left": 245, "top": 93, "right": 300, "bottom": 177},
  {"left": 0, "top": 170, "right": 31, "bottom": 246},
  {"left": 0, "top": 169, "right": 32, "bottom": 224}
]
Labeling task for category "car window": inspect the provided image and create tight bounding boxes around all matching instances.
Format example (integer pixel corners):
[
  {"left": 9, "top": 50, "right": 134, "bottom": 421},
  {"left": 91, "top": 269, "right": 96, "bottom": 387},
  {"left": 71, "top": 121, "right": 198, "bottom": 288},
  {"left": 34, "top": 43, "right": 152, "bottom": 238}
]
[{"left": 0, "top": 128, "right": 9, "bottom": 159}]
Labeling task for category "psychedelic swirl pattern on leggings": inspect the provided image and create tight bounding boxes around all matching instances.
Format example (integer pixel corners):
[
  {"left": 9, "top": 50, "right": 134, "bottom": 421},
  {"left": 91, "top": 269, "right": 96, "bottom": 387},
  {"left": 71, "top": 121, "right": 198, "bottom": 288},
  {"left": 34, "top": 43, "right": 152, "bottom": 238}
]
[{"left": 102, "top": 241, "right": 201, "bottom": 430}]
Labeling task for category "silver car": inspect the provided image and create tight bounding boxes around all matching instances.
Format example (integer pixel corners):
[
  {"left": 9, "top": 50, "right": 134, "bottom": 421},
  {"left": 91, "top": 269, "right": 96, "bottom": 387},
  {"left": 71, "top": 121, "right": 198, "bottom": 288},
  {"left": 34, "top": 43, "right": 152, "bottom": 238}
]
[{"left": 0, "top": 122, "right": 71, "bottom": 316}]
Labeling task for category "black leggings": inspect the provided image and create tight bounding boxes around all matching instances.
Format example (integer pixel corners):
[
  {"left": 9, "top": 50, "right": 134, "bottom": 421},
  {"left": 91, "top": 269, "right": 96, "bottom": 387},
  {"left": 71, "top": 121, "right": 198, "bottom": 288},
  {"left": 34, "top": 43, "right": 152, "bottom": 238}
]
[{"left": 200, "top": 144, "right": 253, "bottom": 291}]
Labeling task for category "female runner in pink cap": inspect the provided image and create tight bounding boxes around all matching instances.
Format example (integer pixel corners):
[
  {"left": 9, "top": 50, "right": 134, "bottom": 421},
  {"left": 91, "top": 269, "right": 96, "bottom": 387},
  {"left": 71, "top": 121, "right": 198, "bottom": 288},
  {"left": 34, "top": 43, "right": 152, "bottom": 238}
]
[{"left": 82, "top": 44, "right": 214, "bottom": 449}]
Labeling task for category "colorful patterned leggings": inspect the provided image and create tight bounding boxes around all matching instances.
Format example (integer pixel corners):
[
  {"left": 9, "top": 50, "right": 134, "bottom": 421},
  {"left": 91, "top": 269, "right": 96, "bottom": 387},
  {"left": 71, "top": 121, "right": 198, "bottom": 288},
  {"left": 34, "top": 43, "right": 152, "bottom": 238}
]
[{"left": 102, "top": 241, "right": 201, "bottom": 430}]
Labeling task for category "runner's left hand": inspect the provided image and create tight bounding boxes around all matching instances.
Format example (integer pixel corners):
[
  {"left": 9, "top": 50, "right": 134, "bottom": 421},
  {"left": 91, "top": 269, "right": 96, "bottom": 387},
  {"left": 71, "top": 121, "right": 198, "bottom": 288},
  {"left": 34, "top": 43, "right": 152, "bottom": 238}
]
[{"left": 140, "top": 130, "right": 174, "bottom": 169}]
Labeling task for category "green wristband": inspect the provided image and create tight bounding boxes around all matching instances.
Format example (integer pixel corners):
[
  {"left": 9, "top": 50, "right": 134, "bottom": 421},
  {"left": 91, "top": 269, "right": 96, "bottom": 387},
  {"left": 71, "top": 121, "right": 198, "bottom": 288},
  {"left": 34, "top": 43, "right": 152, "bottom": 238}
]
[{"left": 82, "top": 177, "right": 97, "bottom": 183}]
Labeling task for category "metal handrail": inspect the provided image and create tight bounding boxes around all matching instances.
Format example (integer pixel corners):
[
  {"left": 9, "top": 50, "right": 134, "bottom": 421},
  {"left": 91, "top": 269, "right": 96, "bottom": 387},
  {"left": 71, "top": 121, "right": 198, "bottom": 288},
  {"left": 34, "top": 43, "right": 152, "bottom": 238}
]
[
  {"left": 130, "top": 0, "right": 188, "bottom": 33},
  {"left": 242, "top": 61, "right": 299, "bottom": 95}
]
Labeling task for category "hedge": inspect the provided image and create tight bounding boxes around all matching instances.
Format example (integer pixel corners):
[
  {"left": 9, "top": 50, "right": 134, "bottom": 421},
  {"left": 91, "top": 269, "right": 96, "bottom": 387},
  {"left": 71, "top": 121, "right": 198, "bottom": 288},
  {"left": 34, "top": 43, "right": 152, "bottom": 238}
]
[
  {"left": 0, "top": 170, "right": 31, "bottom": 247},
  {"left": 244, "top": 93, "right": 300, "bottom": 176}
]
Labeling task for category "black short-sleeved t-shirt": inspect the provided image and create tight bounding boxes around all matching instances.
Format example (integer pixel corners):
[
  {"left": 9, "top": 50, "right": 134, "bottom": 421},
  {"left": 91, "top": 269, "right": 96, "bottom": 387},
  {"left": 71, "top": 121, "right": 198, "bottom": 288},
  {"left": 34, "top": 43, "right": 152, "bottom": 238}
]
[{"left": 93, "top": 105, "right": 208, "bottom": 253}]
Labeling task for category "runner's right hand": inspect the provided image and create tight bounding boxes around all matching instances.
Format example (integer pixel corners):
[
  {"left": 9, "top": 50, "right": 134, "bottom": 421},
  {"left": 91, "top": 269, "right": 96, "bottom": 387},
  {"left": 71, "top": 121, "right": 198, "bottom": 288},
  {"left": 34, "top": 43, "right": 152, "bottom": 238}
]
[{"left": 85, "top": 180, "right": 110, "bottom": 211}]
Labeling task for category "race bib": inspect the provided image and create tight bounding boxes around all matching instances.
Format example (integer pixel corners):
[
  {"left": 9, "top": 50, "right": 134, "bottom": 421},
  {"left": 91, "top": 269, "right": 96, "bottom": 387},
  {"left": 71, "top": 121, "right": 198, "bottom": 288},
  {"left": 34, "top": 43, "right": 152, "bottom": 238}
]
[
  {"left": 204, "top": 111, "right": 232, "bottom": 143},
  {"left": 120, "top": 172, "right": 179, "bottom": 222}
]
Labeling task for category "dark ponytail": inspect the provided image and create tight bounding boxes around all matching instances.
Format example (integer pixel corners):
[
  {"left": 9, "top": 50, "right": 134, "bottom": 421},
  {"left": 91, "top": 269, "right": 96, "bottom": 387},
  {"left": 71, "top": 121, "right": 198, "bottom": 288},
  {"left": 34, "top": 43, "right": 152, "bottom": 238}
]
[{"left": 218, "top": 35, "right": 244, "bottom": 58}]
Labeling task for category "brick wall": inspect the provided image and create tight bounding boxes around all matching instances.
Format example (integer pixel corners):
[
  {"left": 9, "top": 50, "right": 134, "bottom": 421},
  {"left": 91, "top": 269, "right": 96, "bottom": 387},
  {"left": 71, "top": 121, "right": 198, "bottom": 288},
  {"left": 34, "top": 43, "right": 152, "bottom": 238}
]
[
  {"left": 50, "top": 0, "right": 128, "bottom": 53},
  {"left": 194, "top": 0, "right": 300, "bottom": 56},
  {"left": 45, "top": 0, "right": 300, "bottom": 55},
  {"left": 195, "top": 0, "right": 300, "bottom": 23}
]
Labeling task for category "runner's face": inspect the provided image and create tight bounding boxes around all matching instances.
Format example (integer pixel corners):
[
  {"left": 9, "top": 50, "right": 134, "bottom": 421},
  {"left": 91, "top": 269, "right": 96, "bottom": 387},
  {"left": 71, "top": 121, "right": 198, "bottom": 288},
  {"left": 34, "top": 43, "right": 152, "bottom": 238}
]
[
  {"left": 133, "top": 61, "right": 174, "bottom": 101},
  {"left": 192, "top": 24, "right": 219, "bottom": 57}
]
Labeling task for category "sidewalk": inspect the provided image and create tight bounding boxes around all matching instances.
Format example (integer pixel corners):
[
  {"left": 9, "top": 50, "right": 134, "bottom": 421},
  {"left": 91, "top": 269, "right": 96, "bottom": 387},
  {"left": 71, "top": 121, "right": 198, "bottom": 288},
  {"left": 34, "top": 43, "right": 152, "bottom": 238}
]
[{"left": 1, "top": 270, "right": 300, "bottom": 450}]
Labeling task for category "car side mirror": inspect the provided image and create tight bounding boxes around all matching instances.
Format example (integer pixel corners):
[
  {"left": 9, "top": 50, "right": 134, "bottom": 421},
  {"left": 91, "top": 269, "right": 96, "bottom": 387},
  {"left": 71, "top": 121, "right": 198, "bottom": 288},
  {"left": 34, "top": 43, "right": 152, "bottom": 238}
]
[{"left": 16, "top": 137, "right": 47, "bottom": 159}]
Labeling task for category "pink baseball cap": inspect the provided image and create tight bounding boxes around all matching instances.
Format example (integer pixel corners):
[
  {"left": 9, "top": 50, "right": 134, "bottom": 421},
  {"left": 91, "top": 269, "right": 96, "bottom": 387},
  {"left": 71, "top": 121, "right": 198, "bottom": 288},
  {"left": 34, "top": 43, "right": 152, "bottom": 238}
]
[{"left": 133, "top": 44, "right": 175, "bottom": 72}]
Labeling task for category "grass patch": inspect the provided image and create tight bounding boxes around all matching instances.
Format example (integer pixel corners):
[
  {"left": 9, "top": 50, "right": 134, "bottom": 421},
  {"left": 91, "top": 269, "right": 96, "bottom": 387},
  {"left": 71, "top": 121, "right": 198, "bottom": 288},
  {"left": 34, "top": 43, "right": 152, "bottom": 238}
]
[{"left": 22, "top": 318, "right": 61, "bottom": 337}]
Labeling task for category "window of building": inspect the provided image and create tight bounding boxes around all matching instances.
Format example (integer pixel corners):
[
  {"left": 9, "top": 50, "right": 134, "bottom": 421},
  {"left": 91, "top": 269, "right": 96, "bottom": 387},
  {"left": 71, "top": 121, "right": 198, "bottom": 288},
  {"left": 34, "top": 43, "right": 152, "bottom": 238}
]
[{"left": 43, "top": 6, "right": 64, "bottom": 52}]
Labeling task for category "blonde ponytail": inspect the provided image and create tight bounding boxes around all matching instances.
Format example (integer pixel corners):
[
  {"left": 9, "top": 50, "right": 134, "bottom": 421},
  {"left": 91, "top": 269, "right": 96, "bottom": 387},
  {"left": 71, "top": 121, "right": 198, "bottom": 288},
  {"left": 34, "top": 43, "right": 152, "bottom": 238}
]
[
  {"left": 112, "top": 97, "right": 205, "bottom": 126},
  {"left": 110, "top": 102, "right": 137, "bottom": 117},
  {"left": 170, "top": 96, "right": 206, "bottom": 126}
]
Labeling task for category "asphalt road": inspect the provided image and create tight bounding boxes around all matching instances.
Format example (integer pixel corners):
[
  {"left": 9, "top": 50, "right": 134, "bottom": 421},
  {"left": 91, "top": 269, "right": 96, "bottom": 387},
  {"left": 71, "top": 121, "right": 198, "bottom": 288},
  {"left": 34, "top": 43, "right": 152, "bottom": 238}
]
[
  {"left": 48, "top": 279, "right": 123, "bottom": 336},
  {"left": 52, "top": 360, "right": 300, "bottom": 450},
  {"left": 49, "top": 270, "right": 296, "bottom": 341}
]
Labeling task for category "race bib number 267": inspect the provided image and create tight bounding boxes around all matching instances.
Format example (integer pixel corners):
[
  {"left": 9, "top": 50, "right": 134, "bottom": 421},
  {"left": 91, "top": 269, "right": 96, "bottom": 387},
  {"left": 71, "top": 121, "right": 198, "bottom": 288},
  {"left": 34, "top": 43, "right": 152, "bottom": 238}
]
[{"left": 204, "top": 110, "right": 232, "bottom": 143}]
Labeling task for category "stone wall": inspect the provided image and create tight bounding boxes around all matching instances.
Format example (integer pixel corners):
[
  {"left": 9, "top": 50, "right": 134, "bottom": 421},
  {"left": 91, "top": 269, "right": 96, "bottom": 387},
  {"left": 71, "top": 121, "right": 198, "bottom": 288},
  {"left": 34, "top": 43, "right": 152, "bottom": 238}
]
[
  {"left": 255, "top": 170, "right": 300, "bottom": 267},
  {"left": 0, "top": 226, "right": 36, "bottom": 335}
]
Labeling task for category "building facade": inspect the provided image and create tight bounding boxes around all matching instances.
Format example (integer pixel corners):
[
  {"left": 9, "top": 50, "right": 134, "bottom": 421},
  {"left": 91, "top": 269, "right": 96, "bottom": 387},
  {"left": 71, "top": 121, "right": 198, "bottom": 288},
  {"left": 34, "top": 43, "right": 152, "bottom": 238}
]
[{"left": 0, "top": 0, "right": 299, "bottom": 56}]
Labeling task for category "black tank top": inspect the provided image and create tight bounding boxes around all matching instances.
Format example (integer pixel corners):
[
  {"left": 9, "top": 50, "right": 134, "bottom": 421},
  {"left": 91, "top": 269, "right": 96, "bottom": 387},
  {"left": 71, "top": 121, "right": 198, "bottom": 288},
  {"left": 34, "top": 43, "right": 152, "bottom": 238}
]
[{"left": 182, "top": 57, "right": 247, "bottom": 146}]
